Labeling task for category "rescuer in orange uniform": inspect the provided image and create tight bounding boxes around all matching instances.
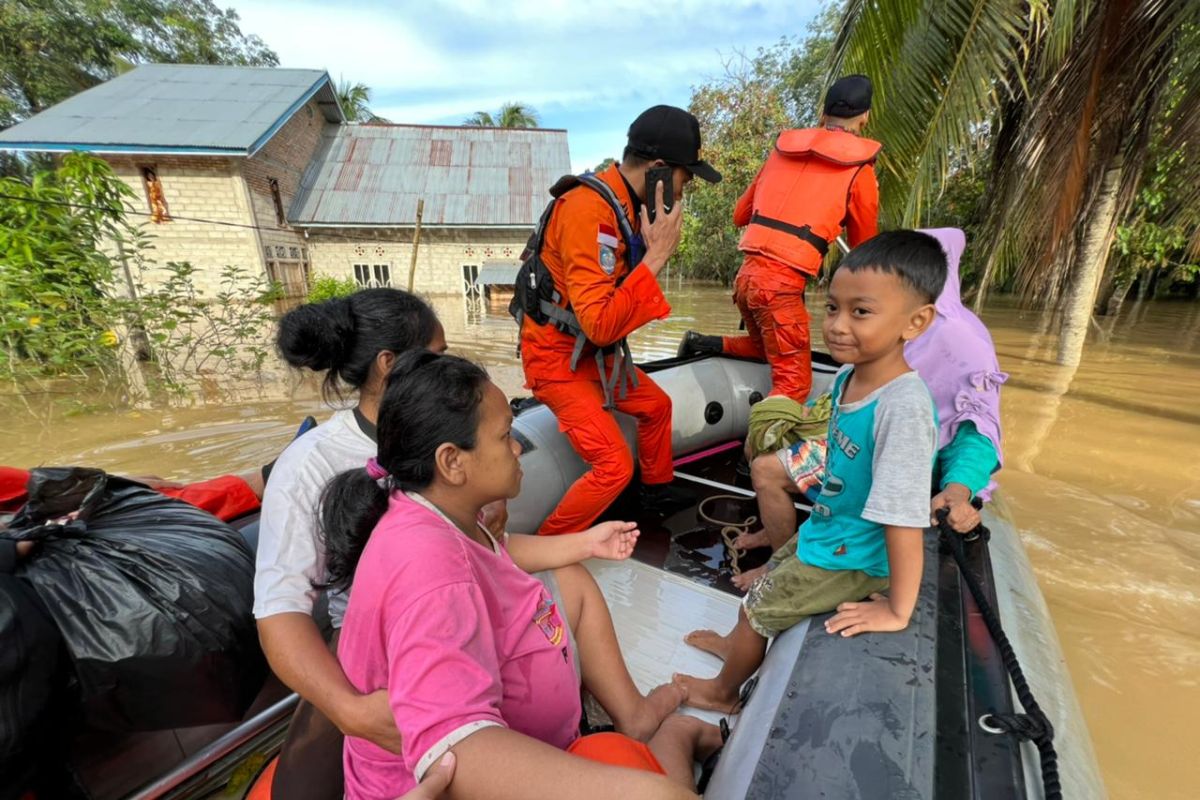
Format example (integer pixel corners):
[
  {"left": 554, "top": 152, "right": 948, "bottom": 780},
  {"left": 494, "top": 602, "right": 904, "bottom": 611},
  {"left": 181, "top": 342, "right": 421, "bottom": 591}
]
[
  {"left": 519, "top": 106, "right": 722, "bottom": 535},
  {"left": 678, "top": 75, "right": 880, "bottom": 402}
]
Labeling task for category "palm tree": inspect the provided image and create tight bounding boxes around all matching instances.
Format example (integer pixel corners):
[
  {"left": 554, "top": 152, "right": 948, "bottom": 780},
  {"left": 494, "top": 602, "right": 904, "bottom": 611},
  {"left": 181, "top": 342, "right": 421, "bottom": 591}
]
[
  {"left": 830, "top": 0, "right": 1200, "bottom": 365},
  {"left": 337, "top": 79, "right": 388, "bottom": 123},
  {"left": 462, "top": 102, "right": 540, "bottom": 128}
]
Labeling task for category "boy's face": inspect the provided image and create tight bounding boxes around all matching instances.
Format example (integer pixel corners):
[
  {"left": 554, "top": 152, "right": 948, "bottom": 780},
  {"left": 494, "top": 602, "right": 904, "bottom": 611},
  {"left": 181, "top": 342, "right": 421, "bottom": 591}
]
[{"left": 822, "top": 267, "right": 935, "bottom": 366}]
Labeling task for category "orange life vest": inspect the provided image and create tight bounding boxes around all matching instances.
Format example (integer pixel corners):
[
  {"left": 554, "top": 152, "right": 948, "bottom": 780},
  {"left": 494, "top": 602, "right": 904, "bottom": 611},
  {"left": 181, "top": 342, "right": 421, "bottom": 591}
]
[{"left": 736, "top": 127, "right": 881, "bottom": 272}]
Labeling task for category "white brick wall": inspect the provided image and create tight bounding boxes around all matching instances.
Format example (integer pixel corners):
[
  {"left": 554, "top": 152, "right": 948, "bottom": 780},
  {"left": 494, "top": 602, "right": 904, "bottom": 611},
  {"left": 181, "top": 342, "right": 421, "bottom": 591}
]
[
  {"left": 98, "top": 100, "right": 533, "bottom": 300},
  {"left": 104, "top": 155, "right": 265, "bottom": 297},
  {"left": 307, "top": 228, "right": 530, "bottom": 295}
]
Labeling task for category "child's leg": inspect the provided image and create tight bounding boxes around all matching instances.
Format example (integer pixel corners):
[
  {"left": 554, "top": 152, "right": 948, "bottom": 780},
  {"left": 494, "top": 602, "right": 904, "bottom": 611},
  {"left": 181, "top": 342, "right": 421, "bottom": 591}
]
[
  {"left": 551, "top": 564, "right": 685, "bottom": 741},
  {"left": 674, "top": 607, "right": 767, "bottom": 712},
  {"left": 694, "top": 532, "right": 801, "bottom": 651},
  {"left": 681, "top": 547, "right": 858, "bottom": 712},
  {"left": 749, "top": 453, "right": 800, "bottom": 551},
  {"left": 646, "top": 715, "right": 723, "bottom": 789}
]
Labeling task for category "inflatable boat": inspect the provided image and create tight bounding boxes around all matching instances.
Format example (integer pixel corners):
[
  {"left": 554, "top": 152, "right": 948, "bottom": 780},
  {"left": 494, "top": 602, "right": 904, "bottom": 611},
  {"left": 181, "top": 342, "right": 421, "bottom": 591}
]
[{"left": 90, "top": 352, "right": 1104, "bottom": 799}]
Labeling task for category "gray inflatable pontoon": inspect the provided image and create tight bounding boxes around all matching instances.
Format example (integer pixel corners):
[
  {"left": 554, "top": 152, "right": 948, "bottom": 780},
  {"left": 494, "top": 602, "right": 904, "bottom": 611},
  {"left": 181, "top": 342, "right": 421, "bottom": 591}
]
[{"left": 508, "top": 352, "right": 1106, "bottom": 800}]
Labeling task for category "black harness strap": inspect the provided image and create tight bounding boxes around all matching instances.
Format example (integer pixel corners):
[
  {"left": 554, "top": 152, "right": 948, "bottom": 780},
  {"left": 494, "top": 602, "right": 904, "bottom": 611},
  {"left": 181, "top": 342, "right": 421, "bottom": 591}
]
[{"left": 749, "top": 212, "right": 830, "bottom": 256}]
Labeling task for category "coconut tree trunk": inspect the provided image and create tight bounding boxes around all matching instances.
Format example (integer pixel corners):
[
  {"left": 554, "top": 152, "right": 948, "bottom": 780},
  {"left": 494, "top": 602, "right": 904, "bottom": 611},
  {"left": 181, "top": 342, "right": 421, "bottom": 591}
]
[{"left": 1057, "top": 158, "right": 1124, "bottom": 366}]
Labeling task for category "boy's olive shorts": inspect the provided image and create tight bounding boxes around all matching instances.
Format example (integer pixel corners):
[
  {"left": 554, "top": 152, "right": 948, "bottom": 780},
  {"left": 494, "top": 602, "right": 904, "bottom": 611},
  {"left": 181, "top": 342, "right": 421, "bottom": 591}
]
[{"left": 742, "top": 533, "right": 890, "bottom": 637}]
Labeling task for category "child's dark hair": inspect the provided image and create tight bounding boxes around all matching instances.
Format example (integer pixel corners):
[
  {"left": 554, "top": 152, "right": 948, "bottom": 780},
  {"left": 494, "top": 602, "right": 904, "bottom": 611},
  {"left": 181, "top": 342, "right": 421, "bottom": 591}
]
[
  {"left": 319, "top": 351, "right": 490, "bottom": 591},
  {"left": 276, "top": 288, "right": 440, "bottom": 400},
  {"left": 837, "top": 230, "right": 947, "bottom": 303}
]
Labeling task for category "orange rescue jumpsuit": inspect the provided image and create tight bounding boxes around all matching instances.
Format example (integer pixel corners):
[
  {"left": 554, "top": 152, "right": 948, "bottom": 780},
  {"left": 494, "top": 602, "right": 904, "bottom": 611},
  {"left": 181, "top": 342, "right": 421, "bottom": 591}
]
[
  {"left": 722, "top": 127, "right": 881, "bottom": 400},
  {"left": 519, "top": 165, "right": 674, "bottom": 536}
]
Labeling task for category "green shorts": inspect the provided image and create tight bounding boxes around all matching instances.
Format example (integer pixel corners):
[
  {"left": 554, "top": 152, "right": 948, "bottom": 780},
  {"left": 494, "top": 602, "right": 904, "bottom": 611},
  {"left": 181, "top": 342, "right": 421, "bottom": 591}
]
[{"left": 742, "top": 533, "right": 890, "bottom": 637}]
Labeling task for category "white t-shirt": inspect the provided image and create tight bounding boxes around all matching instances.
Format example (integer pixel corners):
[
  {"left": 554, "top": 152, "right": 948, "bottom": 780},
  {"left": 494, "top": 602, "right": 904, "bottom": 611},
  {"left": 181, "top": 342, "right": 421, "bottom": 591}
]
[{"left": 253, "top": 408, "right": 375, "bottom": 627}]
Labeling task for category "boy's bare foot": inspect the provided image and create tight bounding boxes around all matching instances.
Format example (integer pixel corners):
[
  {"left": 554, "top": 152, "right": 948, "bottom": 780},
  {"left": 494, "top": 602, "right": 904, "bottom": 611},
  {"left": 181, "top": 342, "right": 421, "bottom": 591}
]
[
  {"left": 732, "top": 529, "right": 769, "bottom": 550},
  {"left": 730, "top": 564, "right": 768, "bottom": 592},
  {"left": 683, "top": 629, "right": 732, "bottom": 660},
  {"left": 619, "top": 682, "right": 688, "bottom": 741},
  {"left": 672, "top": 672, "right": 741, "bottom": 714}
]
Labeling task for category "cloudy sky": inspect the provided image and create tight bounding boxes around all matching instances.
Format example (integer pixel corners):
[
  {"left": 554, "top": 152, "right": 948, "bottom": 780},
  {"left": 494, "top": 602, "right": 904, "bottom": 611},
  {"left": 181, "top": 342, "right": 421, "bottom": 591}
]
[{"left": 226, "top": 0, "right": 824, "bottom": 171}]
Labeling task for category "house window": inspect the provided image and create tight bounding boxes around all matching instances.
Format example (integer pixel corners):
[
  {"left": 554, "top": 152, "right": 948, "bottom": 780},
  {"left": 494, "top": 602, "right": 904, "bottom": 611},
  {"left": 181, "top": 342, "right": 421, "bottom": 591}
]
[
  {"left": 354, "top": 263, "right": 392, "bottom": 288},
  {"left": 264, "top": 244, "right": 312, "bottom": 304},
  {"left": 141, "top": 166, "right": 170, "bottom": 223},
  {"left": 269, "top": 178, "right": 286, "bottom": 226},
  {"left": 462, "top": 264, "right": 482, "bottom": 301}
]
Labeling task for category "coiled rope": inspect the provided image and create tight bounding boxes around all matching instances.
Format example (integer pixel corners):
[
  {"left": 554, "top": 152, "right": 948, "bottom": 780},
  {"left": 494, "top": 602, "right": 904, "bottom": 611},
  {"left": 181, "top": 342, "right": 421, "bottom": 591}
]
[{"left": 696, "top": 494, "right": 759, "bottom": 577}]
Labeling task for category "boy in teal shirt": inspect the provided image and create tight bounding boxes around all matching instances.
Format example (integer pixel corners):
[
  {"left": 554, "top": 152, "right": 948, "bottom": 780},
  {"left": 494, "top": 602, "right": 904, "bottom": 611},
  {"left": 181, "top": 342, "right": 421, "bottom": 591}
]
[{"left": 676, "top": 230, "right": 946, "bottom": 712}]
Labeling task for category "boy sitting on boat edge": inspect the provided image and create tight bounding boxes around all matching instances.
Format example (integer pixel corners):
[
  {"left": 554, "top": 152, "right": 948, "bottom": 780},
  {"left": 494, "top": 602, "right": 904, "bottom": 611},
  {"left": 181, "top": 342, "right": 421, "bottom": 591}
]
[{"left": 673, "top": 230, "right": 947, "bottom": 712}]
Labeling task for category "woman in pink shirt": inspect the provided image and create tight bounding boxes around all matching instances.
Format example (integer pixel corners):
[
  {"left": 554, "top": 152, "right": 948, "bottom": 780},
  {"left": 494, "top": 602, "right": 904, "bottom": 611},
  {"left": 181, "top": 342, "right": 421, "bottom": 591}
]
[{"left": 321, "top": 351, "right": 718, "bottom": 799}]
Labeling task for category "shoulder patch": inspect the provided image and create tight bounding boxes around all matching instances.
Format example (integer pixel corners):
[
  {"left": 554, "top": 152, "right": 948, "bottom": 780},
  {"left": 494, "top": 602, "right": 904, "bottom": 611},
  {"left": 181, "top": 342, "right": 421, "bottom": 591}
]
[{"left": 599, "top": 243, "right": 618, "bottom": 273}]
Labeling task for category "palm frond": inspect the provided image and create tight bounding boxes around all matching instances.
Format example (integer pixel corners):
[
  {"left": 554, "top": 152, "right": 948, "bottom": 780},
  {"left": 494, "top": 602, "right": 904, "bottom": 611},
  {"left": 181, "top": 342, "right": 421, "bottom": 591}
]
[
  {"left": 830, "top": 0, "right": 1031, "bottom": 226},
  {"left": 983, "top": 0, "right": 1196, "bottom": 303}
]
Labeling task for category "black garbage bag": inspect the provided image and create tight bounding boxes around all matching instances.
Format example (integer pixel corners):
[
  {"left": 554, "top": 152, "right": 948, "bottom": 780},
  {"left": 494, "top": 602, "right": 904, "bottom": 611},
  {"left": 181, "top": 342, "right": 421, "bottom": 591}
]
[{"left": 2, "top": 467, "right": 266, "bottom": 732}]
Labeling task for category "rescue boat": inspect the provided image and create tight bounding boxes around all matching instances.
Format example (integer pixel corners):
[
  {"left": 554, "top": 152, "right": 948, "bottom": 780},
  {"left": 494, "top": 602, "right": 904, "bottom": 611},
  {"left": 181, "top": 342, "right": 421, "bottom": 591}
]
[{"left": 79, "top": 352, "right": 1104, "bottom": 799}]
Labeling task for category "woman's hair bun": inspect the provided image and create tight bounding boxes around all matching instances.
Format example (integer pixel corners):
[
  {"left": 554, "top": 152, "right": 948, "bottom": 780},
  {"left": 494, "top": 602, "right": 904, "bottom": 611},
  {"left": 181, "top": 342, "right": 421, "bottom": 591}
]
[{"left": 277, "top": 297, "right": 356, "bottom": 372}]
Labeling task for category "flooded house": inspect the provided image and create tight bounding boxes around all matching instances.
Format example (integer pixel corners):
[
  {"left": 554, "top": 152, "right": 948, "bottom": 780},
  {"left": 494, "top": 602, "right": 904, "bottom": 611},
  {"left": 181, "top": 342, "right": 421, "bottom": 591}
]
[{"left": 0, "top": 64, "right": 567, "bottom": 302}]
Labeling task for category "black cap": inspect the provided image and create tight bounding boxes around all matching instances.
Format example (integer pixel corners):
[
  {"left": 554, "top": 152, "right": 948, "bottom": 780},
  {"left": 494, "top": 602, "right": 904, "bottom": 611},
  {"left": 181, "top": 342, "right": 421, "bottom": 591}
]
[
  {"left": 824, "top": 75, "right": 873, "bottom": 118},
  {"left": 627, "top": 105, "right": 722, "bottom": 184}
]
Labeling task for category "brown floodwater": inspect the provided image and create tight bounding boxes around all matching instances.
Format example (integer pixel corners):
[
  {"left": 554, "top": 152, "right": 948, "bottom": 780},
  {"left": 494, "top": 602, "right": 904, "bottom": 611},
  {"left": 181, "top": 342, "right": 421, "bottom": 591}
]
[{"left": 4, "top": 285, "right": 1198, "bottom": 799}]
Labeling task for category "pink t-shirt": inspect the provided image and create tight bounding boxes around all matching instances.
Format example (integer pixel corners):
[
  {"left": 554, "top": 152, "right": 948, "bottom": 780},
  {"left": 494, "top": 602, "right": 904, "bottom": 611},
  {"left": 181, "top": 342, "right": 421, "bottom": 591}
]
[{"left": 338, "top": 492, "right": 581, "bottom": 799}]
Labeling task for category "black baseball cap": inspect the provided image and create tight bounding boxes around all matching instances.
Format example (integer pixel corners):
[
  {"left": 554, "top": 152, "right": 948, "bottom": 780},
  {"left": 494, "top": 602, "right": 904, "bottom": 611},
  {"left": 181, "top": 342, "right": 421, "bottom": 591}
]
[
  {"left": 627, "top": 105, "right": 722, "bottom": 184},
  {"left": 824, "top": 75, "right": 873, "bottom": 117}
]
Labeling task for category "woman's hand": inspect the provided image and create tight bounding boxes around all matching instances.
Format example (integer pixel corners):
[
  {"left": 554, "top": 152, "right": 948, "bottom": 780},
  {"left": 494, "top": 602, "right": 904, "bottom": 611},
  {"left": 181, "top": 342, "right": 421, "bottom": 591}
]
[
  {"left": 825, "top": 593, "right": 910, "bottom": 637},
  {"left": 396, "top": 751, "right": 455, "bottom": 800},
  {"left": 583, "top": 520, "right": 640, "bottom": 561},
  {"left": 930, "top": 483, "right": 980, "bottom": 533}
]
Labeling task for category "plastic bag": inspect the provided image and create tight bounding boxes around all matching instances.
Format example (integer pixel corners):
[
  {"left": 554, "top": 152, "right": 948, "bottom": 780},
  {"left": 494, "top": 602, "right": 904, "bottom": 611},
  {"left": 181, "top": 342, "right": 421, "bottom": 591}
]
[{"left": 3, "top": 467, "right": 266, "bottom": 732}]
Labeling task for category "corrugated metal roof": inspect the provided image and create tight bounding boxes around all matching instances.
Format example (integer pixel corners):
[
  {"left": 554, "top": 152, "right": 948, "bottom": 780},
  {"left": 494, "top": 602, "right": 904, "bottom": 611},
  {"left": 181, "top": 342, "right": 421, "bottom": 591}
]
[
  {"left": 289, "top": 125, "right": 571, "bottom": 227},
  {"left": 478, "top": 261, "right": 520, "bottom": 285},
  {"left": 0, "top": 64, "right": 342, "bottom": 154}
]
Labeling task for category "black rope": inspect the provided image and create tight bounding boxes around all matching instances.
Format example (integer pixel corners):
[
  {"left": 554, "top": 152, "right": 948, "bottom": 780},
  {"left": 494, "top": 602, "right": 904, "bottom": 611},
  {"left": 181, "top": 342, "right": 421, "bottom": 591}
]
[{"left": 937, "top": 505, "right": 1062, "bottom": 799}]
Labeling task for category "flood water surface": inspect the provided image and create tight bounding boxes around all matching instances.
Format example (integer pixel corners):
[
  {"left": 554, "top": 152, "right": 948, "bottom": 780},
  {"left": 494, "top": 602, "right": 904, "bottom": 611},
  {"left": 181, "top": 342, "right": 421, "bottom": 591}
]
[{"left": 5, "top": 286, "right": 1198, "bottom": 799}]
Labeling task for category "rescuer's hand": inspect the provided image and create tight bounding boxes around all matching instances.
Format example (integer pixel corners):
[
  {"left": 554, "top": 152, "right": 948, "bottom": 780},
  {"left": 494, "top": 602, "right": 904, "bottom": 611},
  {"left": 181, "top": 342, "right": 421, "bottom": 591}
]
[{"left": 641, "top": 179, "right": 683, "bottom": 277}]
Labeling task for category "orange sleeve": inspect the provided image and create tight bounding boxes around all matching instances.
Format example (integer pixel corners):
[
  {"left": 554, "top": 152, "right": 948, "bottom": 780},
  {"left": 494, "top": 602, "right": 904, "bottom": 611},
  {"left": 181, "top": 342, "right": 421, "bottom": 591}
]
[
  {"left": 732, "top": 167, "right": 762, "bottom": 227},
  {"left": 845, "top": 163, "right": 880, "bottom": 247},
  {"left": 558, "top": 204, "right": 670, "bottom": 347}
]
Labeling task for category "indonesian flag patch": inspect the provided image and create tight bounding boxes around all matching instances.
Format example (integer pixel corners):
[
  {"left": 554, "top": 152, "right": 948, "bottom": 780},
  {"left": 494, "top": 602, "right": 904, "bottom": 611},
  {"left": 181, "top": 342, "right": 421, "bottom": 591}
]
[{"left": 598, "top": 223, "right": 619, "bottom": 273}]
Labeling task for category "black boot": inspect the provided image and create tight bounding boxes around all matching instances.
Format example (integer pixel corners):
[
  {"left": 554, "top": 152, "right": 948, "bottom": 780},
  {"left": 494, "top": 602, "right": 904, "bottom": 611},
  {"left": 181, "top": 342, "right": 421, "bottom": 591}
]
[
  {"left": 676, "top": 331, "right": 724, "bottom": 359},
  {"left": 639, "top": 482, "right": 696, "bottom": 517}
]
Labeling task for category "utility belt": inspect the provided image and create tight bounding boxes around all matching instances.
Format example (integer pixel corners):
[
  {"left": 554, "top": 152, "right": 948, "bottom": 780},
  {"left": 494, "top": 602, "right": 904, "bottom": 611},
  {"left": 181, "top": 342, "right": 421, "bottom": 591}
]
[
  {"left": 536, "top": 297, "right": 639, "bottom": 410},
  {"left": 749, "top": 212, "right": 830, "bottom": 257}
]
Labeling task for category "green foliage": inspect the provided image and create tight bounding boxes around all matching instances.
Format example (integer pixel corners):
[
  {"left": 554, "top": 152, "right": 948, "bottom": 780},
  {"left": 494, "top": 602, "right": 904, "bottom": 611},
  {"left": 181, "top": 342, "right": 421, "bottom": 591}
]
[
  {"left": 307, "top": 273, "right": 359, "bottom": 303},
  {"left": 678, "top": 8, "right": 840, "bottom": 284},
  {"left": 0, "top": 0, "right": 277, "bottom": 129},
  {"left": 463, "top": 103, "right": 540, "bottom": 128},
  {"left": 118, "top": 262, "right": 282, "bottom": 395},
  {"left": 1114, "top": 146, "right": 1200, "bottom": 293},
  {"left": 0, "top": 153, "right": 281, "bottom": 397},
  {"left": 0, "top": 152, "right": 132, "bottom": 374},
  {"left": 922, "top": 162, "right": 990, "bottom": 289},
  {"left": 336, "top": 79, "right": 388, "bottom": 123}
]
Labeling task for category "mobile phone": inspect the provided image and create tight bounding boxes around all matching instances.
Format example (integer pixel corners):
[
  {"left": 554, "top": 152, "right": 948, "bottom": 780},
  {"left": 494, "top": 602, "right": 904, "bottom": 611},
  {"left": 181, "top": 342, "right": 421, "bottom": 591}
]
[{"left": 644, "top": 166, "right": 674, "bottom": 223}]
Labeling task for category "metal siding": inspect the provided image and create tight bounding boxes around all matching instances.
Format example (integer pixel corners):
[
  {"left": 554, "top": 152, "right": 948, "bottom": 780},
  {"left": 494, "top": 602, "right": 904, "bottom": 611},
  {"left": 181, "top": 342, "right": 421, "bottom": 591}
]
[{"left": 288, "top": 125, "right": 570, "bottom": 226}]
